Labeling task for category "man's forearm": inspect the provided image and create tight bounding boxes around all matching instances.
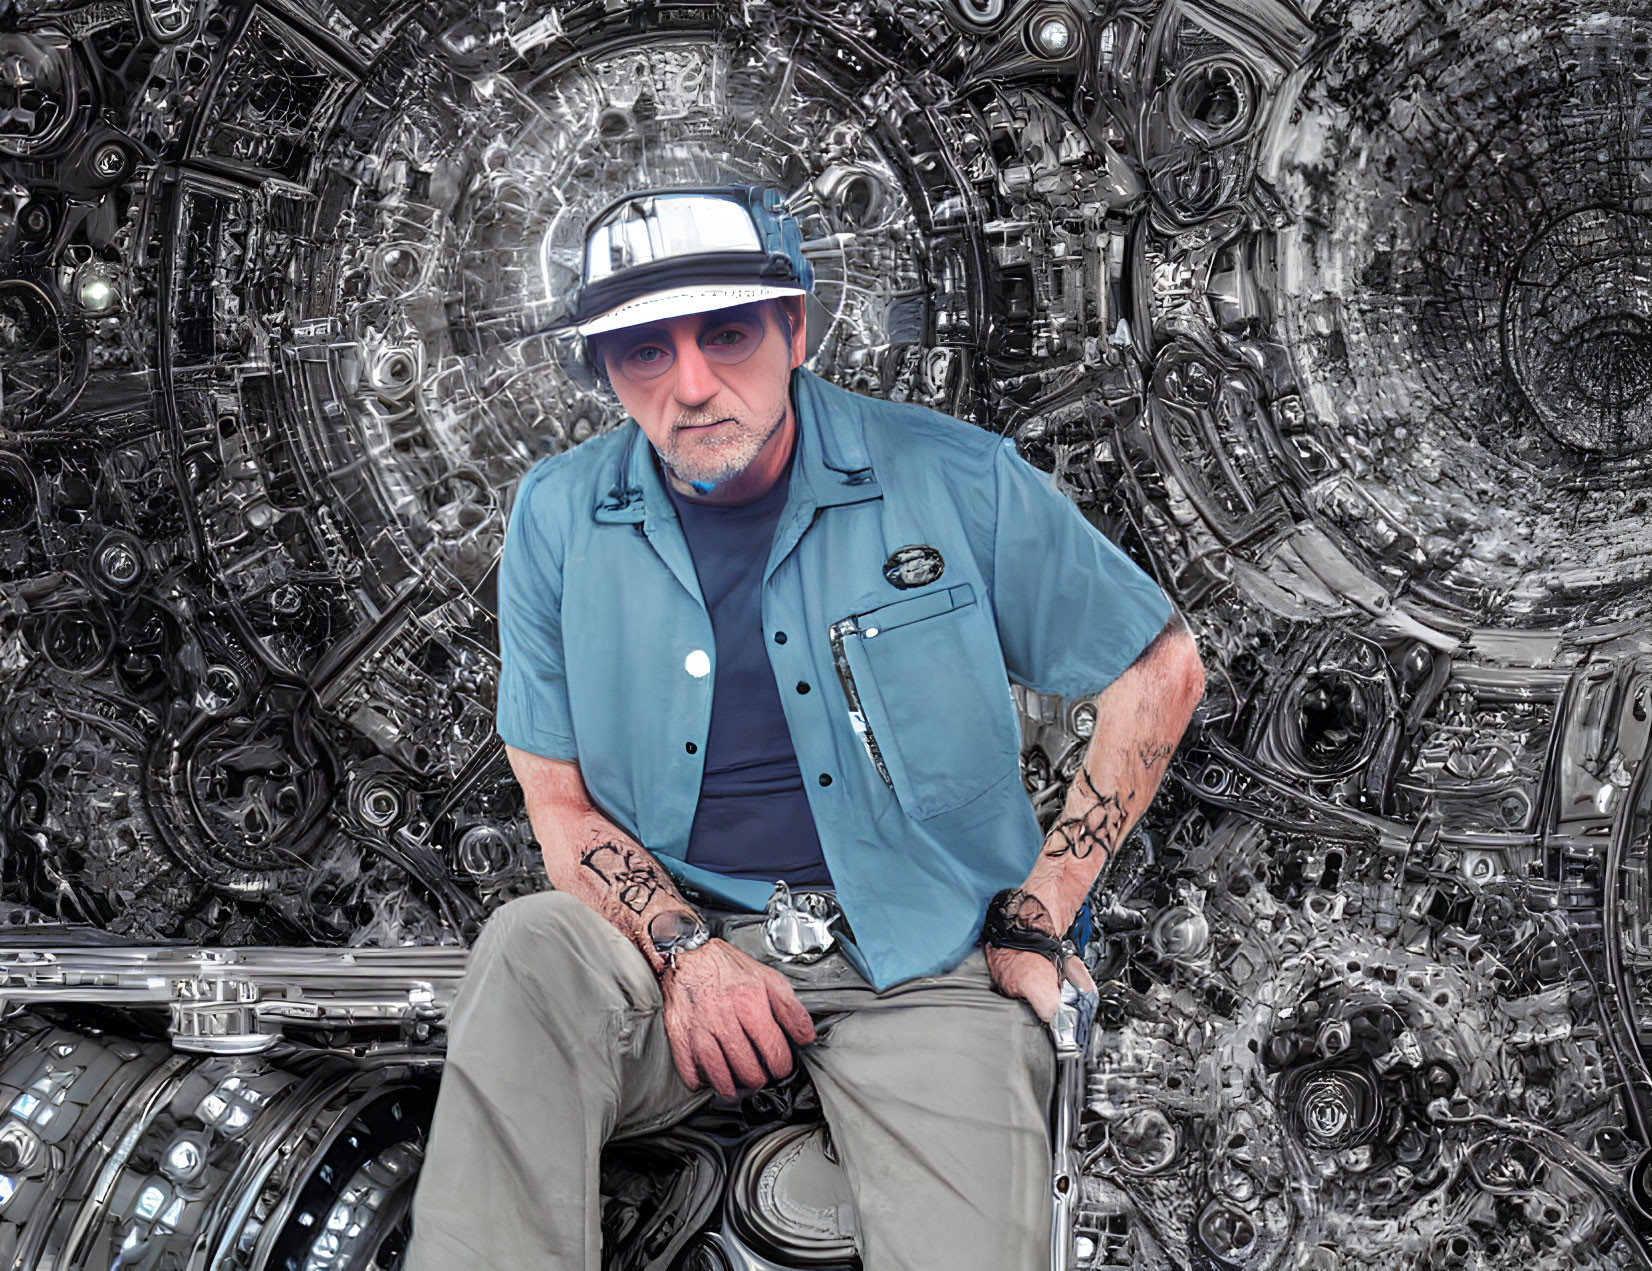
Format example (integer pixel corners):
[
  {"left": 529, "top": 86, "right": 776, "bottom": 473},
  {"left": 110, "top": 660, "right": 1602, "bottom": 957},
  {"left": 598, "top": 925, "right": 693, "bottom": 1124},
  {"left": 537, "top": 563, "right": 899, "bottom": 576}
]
[
  {"left": 506, "top": 746, "right": 700, "bottom": 974},
  {"left": 556, "top": 817, "right": 699, "bottom": 969},
  {"left": 1016, "top": 618, "right": 1205, "bottom": 934}
]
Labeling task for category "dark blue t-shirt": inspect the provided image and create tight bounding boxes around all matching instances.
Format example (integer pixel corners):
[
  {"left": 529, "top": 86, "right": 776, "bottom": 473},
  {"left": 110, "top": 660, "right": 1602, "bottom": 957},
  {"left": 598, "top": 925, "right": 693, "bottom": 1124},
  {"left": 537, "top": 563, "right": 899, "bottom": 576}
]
[{"left": 661, "top": 443, "right": 833, "bottom": 888}]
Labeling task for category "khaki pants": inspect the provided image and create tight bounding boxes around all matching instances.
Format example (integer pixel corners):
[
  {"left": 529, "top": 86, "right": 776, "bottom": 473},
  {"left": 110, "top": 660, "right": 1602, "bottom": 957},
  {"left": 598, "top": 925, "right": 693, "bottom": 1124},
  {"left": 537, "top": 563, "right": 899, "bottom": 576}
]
[{"left": 403, "top": 891, "right": 1055, "bottom": 1270}]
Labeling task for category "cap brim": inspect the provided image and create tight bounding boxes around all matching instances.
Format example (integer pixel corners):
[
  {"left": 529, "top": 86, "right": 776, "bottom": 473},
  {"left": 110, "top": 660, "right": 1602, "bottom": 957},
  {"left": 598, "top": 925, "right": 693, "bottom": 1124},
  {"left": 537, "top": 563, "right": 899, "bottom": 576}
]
[{"left": 576, "top": 283, "right": 807, "bottom": 336}]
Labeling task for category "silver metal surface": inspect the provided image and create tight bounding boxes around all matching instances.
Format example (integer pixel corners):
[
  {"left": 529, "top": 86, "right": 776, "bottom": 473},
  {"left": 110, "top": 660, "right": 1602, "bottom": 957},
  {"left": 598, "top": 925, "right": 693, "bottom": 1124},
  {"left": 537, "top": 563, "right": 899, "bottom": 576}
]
[{"left": 762, "top": 883, "right": 842, "bottom": 964}]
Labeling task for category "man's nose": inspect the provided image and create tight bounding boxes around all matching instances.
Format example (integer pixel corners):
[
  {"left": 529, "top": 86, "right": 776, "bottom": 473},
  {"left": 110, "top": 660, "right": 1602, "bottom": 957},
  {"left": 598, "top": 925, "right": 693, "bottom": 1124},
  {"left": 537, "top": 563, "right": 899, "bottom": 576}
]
[{"left": 671, "top": 337, "right": 721, "bottom": 406}]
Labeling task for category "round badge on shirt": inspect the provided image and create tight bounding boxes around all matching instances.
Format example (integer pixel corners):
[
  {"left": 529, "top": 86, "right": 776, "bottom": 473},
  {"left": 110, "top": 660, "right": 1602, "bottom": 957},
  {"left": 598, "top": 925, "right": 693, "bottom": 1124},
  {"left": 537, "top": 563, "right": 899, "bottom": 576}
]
[{"left": 882, "top": 545, "right": 945, "bottom": 589}]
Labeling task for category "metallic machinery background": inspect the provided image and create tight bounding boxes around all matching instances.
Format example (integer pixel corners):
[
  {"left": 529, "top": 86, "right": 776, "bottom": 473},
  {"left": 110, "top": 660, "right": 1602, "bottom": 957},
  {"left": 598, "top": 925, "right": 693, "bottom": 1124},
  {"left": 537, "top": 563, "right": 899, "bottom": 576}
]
[{"left": 0, "top": 0, "right": 1648, "bottom": 1266}]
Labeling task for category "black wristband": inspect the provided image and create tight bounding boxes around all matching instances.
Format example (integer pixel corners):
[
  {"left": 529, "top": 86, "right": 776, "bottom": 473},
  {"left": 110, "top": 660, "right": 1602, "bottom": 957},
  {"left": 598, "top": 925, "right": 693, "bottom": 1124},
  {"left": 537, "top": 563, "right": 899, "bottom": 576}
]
[{"left": 980, "top": 888, "right": 1065, "bottom": 963}]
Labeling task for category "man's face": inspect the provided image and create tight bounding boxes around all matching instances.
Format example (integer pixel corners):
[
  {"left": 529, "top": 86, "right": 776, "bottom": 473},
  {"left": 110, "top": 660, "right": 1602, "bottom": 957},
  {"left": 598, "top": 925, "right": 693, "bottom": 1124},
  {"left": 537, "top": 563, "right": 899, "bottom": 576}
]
[{"left": 593, "top": 298, "right": 807, "bottom": 490}]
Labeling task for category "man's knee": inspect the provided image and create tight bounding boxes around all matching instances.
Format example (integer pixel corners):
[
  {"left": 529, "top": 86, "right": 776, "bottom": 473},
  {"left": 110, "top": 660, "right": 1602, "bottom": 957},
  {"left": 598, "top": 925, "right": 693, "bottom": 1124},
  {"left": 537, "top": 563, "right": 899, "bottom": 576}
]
[
  {"left": 473, "top": 890, "right": 596, "bottom": 963},
  {"left": 467, "top": 890, "right": 655, "bottom": 1006}
]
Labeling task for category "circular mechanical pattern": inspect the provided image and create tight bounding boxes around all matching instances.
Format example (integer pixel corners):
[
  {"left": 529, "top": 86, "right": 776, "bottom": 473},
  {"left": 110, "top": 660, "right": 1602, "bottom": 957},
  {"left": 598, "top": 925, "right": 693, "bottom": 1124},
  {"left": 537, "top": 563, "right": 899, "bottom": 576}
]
[
  {"left": 1167, "top": 58, "right": 1258, "bottom": 149},
  {"left": 1270, "top": 0, "right": 1652, "bottom": 620},
  {"left": 1024, "top": 8, "right": 1082, "bottom": 60},
  {"left": 136, "top": 691, "right": 350, "bottom": 919},
  {"left": 1506, "top": 207, "right": 1652, "bottom": 454},
  {"left": 0, "top": 1021, "right": 436, "bottom": 1271},
  {"left": 1280, "top": 1062, "right": 1384, "bottom": 1151},
  {"left": 93, "top": 532, "right": 145, "bottom": 591},
  {"left": 728, "top": 1122, "right": 859, "bottom": 1262},
  {"left": 1108, "top": 1107, "right": 1180, "bottom": 1175},
  {"left": 0, "top": 1, "right": 1644, "bottom": 1268},
  {"left": 0, "top": 33, "right": 77, "bottom": 158},
  {"left": 185, "top": 710, "right": 334, "bottom": 866}
]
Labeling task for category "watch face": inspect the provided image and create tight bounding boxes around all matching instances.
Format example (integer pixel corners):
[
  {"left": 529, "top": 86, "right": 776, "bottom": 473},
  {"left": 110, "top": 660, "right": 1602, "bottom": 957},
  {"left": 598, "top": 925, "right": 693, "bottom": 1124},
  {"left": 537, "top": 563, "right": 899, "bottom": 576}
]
[{"left": 648, "top": 911, "right": 708, "bottom": 950}]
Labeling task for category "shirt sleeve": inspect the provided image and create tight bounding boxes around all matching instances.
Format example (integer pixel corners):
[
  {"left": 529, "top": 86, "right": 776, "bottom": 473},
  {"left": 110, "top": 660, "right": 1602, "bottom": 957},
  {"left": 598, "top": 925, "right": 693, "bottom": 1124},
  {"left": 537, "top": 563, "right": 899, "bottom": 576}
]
[
  {"left": 991, "top": 437, "right": 1173, "bottom": 700},
  {"left": 495, "top": 458, "right": 579, "bottom": 760}
]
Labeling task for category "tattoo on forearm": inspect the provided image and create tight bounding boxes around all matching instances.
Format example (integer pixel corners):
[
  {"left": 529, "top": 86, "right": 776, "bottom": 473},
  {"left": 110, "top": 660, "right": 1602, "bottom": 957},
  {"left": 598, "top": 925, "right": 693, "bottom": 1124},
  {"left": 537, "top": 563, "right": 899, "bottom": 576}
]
[
  {"left": 1044, "top": 768, "right": 1132, "bottom": 862},
  {"left": 1138, "top": 741, "right": 1175, "bottom": 774},
  {"left": 580, "top": 842, "right": 670, "bottom": 914}
]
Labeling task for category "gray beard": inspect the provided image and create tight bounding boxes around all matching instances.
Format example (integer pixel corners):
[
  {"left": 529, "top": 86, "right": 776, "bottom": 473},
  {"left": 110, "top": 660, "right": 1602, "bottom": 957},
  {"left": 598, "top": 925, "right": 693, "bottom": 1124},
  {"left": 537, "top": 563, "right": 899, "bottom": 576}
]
[{"left": 664, "top": 402, "right": 787, "bottom": 490}]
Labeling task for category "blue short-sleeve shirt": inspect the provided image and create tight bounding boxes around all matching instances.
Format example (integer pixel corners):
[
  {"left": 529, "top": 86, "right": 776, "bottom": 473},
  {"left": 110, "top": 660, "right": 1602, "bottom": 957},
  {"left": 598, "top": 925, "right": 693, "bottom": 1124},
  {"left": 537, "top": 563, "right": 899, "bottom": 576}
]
[{"left": 496, "top": 367, "right": 1172, "bottom": 989}]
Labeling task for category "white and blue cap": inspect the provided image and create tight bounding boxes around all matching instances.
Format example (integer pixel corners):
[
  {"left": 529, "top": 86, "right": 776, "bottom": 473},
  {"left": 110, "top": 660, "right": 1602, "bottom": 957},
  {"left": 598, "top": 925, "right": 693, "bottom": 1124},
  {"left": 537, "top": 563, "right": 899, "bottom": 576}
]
[{"left": 567, "top": 185, "right": 815, "bottom": 337}]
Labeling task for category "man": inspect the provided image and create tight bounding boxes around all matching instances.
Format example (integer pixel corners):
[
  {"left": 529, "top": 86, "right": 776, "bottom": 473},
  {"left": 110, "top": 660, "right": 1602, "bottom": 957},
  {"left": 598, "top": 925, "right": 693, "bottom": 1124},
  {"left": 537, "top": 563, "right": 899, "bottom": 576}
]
[{"left": 405, "top": 186, "right": 1204, "bottom": 1269}]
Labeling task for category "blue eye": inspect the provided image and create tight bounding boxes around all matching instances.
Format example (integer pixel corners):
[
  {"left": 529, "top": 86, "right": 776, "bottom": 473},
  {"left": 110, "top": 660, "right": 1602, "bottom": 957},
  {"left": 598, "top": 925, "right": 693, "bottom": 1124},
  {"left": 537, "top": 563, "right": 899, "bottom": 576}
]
[
  {"left": 610, "top": 339, "right": 674, "bottom": 382},
  {"left": 701, "top": 320, "right": 764, "bottom": 363}
]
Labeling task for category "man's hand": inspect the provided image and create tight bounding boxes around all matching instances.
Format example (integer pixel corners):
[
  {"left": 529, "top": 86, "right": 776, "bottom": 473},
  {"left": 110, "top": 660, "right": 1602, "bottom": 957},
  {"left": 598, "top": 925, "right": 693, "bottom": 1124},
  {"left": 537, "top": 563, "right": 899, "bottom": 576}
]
[
  {"left": 981, "top": 886, "right": 1099, "bottom": 1025},
  {"left": 985, "top": 945, "right": 1098, "bottom": 1024},
  {"left": 660, "top": 938, "right": 816, "bottom": 1099},
  {"left": 985, "top": 945, "right": 1061, "bottom": 1022}
]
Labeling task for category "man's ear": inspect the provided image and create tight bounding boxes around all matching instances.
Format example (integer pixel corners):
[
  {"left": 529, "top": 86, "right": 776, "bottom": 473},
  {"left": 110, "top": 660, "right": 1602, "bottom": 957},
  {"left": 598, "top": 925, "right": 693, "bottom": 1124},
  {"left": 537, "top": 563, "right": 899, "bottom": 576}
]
[{"left": 783, "top": 295, "right": 808, "bottom": 369}]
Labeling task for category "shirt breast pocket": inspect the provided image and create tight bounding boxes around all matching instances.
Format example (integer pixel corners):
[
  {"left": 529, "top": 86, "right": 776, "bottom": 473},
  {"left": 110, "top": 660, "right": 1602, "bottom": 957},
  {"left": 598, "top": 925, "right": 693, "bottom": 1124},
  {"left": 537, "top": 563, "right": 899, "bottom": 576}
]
[{"left": 834, "top": 582, "right": 1022, "bottom": 820}]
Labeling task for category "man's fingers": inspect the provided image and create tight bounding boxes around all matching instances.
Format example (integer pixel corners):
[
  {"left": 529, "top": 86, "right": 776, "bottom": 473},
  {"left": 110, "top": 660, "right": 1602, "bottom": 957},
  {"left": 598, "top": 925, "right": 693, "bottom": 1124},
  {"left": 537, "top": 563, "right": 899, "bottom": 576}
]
[
  {"left": 694, "top": 1037, "right": 738, "bottom": 1100},
  {"left": 765, "top": 979, "right": 816, "bottom": 1046},
  {"left": 663, "top": 1017, "right": 703, "bottom": 1091},
  {"left": 1063, "top": 955, "right": 1097, "bottom": 996},
  {"left": 1021, "top": 969, "right": 1062, "bottom": 1023},
  {"left": 671, "top": 1042, "right": 702, "bottom": 1092},
  {"left": 714, "top": 1020, "right": 769, "bottom": 1091},
  {"left": 738, "top": 1002, "right": 795, "bottom": 1080}
]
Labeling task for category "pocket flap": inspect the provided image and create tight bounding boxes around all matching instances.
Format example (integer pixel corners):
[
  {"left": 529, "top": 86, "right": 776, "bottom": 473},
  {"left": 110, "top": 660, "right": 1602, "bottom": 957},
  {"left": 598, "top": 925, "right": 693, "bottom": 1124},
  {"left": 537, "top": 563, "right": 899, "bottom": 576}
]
[{"left": 855, "top": 583, "right": 977, "bottom": 635}]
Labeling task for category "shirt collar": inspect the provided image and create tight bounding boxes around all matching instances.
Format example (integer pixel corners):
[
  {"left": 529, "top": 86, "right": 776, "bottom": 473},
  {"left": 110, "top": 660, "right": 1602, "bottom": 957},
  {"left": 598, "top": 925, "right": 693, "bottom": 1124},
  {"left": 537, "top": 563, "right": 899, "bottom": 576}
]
[{"left": 592, "top": 367, "right": 882, "bottom": 524}]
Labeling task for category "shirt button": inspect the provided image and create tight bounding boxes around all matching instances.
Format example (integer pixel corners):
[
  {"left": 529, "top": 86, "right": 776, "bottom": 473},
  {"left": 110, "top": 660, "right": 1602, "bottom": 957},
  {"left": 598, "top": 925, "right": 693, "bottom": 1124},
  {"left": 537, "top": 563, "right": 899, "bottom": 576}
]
[
  {"left": 773, "top": 631, "right": 788, "bottom": 644},
  {"left": 796, "top": 681, "right": 811, "bottom": 694},
  {"left": 818, "top": 773, "right": 832, "bottom": 787},
  {"left": 685, "top": 649, "right": 710, "bottom": 677},
  {"left": 685, "top": 742, "right": 697, "bottom": 754}
]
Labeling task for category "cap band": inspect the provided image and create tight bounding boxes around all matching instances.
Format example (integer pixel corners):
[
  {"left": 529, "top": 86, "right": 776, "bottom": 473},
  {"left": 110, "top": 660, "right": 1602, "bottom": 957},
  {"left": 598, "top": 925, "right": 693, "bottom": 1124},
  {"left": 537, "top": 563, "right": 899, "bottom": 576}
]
[{"left": 577, "top": 283, "right": 806, "bottom": 337}]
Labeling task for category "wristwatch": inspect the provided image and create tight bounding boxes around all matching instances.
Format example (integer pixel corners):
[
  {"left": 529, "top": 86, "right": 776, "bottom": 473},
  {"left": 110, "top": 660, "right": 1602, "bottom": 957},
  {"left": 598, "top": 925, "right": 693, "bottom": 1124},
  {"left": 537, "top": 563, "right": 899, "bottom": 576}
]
[{"left": 647, "top": 910, "right": 712, "bottom": 972}]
